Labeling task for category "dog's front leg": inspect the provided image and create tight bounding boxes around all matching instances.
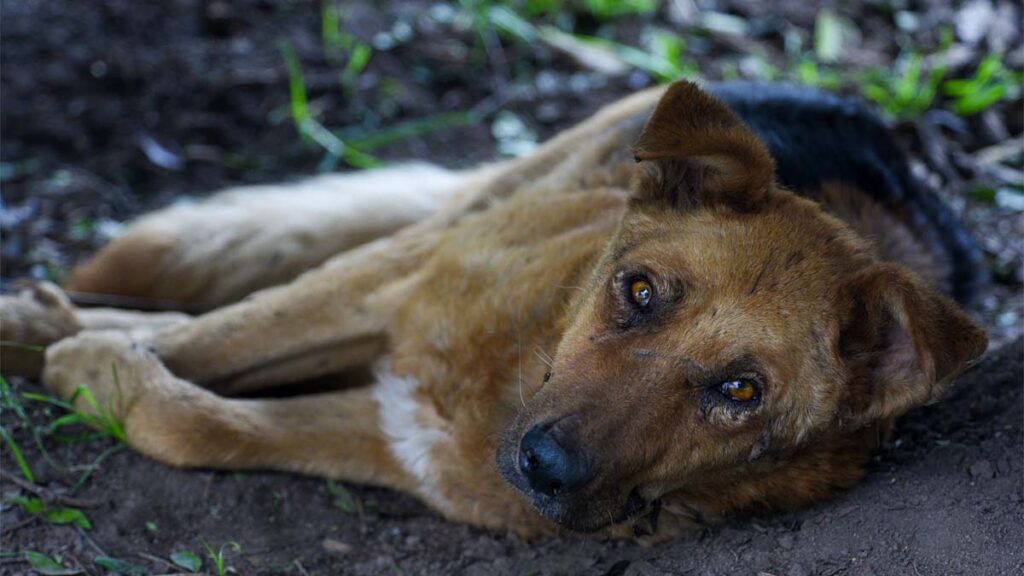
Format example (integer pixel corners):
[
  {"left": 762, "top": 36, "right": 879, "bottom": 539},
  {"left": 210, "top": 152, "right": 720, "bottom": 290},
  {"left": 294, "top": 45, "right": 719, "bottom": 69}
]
[
  {"left": 0, "top": 282, "right": 189, "bottom": 378},
  {"left": 146, "top": 231, "right": 436, "bottom": 392},
  {"left": 43, "top": 331, "right": 417, "bottom": 491}
]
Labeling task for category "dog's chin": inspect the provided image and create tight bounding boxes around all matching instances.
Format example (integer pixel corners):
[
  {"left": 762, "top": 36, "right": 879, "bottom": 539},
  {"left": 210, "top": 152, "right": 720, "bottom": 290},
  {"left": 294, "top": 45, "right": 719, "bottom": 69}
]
[
  {"left": 496, "top": 444, "right": 648, "bottom": 533},
  {"left": 529, "top": 487, "right": 649, "bottom": 533}
]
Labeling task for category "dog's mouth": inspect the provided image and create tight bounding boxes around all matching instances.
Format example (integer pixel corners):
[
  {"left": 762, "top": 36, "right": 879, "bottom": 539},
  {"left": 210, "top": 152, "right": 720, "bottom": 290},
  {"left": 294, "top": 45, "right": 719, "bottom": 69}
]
[{"left": 496, "top": 439, "right": 655, "bottom": 533}]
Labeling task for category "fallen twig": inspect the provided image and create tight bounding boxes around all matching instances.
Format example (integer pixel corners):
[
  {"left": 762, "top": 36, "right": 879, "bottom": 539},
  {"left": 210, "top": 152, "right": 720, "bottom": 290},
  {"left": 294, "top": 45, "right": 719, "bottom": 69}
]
[{"left": 0, "top": 469, "right": 103, "bottom": 508}]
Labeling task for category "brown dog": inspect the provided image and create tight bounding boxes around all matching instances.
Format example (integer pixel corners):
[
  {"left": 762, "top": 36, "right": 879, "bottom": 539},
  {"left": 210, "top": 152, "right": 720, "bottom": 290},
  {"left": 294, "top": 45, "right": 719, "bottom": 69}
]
[{"left": 1, "top": 81, "right": 987, "bottom": 539}]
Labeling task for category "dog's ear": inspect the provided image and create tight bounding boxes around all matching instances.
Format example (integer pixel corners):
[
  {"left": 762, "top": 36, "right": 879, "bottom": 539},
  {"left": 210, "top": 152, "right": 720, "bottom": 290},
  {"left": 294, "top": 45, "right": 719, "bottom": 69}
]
[
  {"left": 631, "top": 81, "right": 775, "bottom": 212},
  {"left": 839, "top": 263, "right": 987, "bottom": 425}
]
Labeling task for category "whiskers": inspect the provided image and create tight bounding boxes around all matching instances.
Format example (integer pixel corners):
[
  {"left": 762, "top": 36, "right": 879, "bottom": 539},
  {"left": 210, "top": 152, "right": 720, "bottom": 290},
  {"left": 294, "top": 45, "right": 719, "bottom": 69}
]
[
  {"left": 533, "top": 346, "right": 554, "bottom": 370},
  {"left": 517, "top": 336, "right": 526, "bottom": 408},
  {"left": 515, "top": 336, "right": 556, "bottom": 409}
]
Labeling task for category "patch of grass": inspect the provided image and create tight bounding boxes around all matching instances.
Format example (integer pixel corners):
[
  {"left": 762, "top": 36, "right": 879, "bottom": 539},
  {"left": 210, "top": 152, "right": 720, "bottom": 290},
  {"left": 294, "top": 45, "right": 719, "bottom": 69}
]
[
  {"left": 280, "top": 35, "right": 482, "bottom": 172},
  {"left": 793, "top": 56, "right": 842, "bottom": 90},
  {"left": 1, "top": 375, "right": 64, "bottom": 477},
  {"left": 321, "top": 2, "right": 373, "bottom": 88},
  {"left": 279, "top": 40, "right": 365, "bottom": 167},
  {"left": 23, "top": 381, "right": 127, "bottom": 445},
  {"left": 17, "top": 369, "right": 128, "bottom": 491},
  {"left": 201, "top": 538, "right": 241, "bottom": 576},
  {"left": 861, "top": 50, "right": 947, "bottom": 120},
  {"left": 943, "top": 52, "right": 1024, "bottom": 116},
  {"left": 859, "top": 28, "right": 953, "bottom": 120},
  {"left": 565, "top": 31, "right": 696, "bottom": 83},
  {"left": 343, "top": 112, "right": 478, "bottom": 152}
]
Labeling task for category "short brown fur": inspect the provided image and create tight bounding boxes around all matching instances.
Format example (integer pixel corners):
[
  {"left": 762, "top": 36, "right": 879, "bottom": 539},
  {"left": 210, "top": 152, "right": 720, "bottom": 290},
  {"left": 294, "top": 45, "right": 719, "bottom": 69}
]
[{"left": 1, "top": 81, "right": 986, "bottom": 540}]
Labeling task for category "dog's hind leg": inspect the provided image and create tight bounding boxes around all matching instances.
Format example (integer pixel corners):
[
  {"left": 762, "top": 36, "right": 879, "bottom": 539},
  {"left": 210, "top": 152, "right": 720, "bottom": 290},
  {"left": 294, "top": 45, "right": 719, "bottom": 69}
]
[
  {"left": 67, "top": 163, "right": 480, "bottom": 309},
  {"left": 43, "top": 331, "right": 418, "bottom": 492}
]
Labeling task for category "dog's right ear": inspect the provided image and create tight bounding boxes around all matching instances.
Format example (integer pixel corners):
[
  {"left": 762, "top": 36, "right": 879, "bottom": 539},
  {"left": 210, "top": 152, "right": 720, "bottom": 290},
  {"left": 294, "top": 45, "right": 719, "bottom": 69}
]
[{"left": 631, "top": 81, "right": 775, "bottom": 212}]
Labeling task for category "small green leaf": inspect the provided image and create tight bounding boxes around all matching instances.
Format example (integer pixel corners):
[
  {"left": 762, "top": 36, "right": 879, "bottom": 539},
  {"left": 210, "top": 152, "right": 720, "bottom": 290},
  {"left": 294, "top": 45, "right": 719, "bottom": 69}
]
[
  {"left": 343, "top": 43, "right": 372, "bottom": 78},
  {"left": 9, "top": 495, "right": 44, "bottom": 515},
  {"left": 1, "top": 428, "right": 35, "bottom": 483},
  {"left": 170, "top": 550, "right": 202, "bottom": 573},
  {"left": 145, "top": 521, "right": 158, "bottom": 532},
  {"left": 25, "top": 551, "right": 81, "bottom": 575},
  {"left": 93, "top": 556, "right": 147, "bottom": 576},
  {"left": 953, "top": 83, "right": 1007, "bottom": 115},
  {"left": 44, "top": 506, "right": 92, "bottom": 530},
  {"left": 49, "top": 413, "right": 89, "bottom": 432}
]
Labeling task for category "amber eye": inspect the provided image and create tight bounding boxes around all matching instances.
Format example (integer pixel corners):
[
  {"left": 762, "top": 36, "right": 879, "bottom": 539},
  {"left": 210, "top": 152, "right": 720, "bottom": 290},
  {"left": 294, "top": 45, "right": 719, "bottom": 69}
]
[
  {"left": 721, "top": 379, "right": 758, "bottom": 402},
  {"left": 630, "top": 279, "right": 653, "bottom": 307}
]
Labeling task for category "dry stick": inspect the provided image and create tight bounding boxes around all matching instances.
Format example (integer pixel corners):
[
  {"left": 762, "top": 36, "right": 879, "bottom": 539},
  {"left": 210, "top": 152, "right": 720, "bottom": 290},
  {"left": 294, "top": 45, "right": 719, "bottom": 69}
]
[
  {"left": 0, "top": 515, "right": 39, "bottom": 537},
  {"left": 77, "top": 525, "right": 108, "bottom": 557},
  {"left": 0, "top": 469, "right": 103, "bottom": 508}
]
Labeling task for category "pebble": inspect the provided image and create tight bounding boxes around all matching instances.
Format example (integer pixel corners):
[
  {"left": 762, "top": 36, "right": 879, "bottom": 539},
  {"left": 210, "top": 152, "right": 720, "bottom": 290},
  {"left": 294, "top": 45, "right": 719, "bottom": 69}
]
[
  {"left": 969, "top": 459, "right": 995, "bottom": 479},
  {"left": 322, "top": 538, "right": 353, "bottom": 557}
]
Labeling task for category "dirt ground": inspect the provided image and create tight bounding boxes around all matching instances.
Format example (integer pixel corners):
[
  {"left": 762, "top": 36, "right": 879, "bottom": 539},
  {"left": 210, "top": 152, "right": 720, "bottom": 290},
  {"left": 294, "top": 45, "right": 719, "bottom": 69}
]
[{"left": 1, "top": 1, "right": 1022, "bottom": 575}]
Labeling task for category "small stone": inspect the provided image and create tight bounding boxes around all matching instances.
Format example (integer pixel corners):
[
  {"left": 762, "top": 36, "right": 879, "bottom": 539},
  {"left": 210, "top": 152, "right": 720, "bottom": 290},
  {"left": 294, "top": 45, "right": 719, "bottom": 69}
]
[
  {"left": 777, "top": 533, "right": 795, "bottom": 550},
  {"left": 322, "top": 538, "right": 353, "bottom": 557},
  {"left": 969, "top": 459, "right": 995, "bottom": 479}
]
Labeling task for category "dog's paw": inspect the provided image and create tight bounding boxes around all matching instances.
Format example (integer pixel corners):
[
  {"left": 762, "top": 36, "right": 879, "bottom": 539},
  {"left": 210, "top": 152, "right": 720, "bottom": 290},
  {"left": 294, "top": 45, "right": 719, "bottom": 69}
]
[
  {"left": 0, "top": 281, "right": 81, "bottom": 343},
  {"left": 43, "top": 331, "right": 167, "bottom": 418},
  {"left": 43, "top": 331, "right": 219, "bottom": 467},
  {"left": 0, "top": 281, "right": 82, "bottom": 377}
]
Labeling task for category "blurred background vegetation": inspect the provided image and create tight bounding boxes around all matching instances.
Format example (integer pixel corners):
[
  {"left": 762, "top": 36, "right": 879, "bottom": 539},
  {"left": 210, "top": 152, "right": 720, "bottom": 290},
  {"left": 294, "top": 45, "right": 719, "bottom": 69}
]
[{"left": 2, "top": 1, "right": 1021, "bottom": 282}]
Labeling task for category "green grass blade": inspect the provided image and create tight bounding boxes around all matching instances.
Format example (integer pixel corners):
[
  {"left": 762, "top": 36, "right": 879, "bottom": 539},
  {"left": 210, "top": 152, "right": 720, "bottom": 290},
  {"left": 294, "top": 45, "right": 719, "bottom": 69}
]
[
  {"left": 0, "top": 427, "right": 35, "bottom": 483},
  {"left": 347, "top": 112, "right": 476, "bottom": 151}
]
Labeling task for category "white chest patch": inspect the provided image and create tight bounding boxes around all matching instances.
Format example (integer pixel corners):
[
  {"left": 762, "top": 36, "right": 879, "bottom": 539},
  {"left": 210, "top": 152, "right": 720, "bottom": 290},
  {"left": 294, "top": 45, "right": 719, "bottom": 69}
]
[{"left": 372, "top": 358, "right": 452, "bottom": 513}]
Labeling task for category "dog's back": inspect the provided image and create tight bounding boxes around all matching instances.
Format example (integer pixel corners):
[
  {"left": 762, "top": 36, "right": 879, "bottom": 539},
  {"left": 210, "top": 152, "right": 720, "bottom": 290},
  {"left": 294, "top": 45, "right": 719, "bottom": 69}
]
[{"left": 711, "top": 82, "right": 984, "bottom": 304}]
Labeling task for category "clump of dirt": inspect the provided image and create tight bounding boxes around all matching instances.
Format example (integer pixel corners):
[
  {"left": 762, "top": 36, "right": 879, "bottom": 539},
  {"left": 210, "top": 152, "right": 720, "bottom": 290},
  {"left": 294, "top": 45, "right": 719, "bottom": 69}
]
[{"left": 1, "top": 1, "right": 1021, "bottom": 575}]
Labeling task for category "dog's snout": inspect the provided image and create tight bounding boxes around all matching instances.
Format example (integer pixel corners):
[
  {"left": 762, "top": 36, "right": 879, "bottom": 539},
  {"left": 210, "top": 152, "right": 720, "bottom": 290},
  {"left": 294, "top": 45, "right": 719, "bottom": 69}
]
[{"left": 518, "top": 423, "right": 589, "bottom": 496}]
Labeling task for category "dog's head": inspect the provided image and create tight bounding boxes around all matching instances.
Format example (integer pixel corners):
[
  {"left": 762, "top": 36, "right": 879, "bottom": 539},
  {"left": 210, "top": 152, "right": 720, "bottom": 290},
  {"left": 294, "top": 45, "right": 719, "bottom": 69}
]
[{"left": 497, "top": 81, "right": 987, "bottom": 533}]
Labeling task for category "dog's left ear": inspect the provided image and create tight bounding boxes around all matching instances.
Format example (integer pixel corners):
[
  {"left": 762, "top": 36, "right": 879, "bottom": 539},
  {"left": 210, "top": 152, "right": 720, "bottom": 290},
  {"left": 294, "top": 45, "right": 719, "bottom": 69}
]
[
  {"left": 631, "top": 81, "right": 775, "bottom": 212},
  {"left": 839, "top": 263, "right": 988, "bottom": 425}
]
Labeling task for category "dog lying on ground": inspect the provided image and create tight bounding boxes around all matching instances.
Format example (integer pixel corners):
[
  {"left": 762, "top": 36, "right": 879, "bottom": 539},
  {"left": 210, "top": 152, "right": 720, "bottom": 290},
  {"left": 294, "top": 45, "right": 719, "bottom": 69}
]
[{"left": 1, "top": 81, "right": 987, "bottom": 539}]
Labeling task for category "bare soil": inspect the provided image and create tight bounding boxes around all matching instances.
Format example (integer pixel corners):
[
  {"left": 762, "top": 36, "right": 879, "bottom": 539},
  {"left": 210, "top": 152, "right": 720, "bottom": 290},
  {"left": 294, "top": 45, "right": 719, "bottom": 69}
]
[{"left": 1, "top": 1, "right": 1021, "bottom": 575}]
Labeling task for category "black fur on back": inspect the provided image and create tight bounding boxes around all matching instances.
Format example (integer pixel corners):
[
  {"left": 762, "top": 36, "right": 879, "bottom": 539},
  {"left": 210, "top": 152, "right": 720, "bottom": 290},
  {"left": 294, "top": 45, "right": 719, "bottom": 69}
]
[{"left": 708, "top": 82, "right": 985, "bottom": 305}]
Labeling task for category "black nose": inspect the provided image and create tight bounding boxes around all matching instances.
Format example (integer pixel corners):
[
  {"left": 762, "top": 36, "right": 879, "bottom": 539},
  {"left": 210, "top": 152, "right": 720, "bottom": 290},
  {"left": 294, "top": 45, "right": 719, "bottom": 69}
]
[{"left": 518, "top": 423, "right": 590, "bottom": 496}]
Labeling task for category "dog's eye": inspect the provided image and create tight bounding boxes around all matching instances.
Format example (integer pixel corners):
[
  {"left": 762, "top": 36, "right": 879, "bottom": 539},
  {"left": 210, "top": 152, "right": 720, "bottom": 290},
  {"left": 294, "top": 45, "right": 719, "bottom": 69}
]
[
  {"left": 720, "top": 379, "right": 758, "bottom": 402},
  {"left": 630, "top": 279, "right": 653, "bottom": 307}
]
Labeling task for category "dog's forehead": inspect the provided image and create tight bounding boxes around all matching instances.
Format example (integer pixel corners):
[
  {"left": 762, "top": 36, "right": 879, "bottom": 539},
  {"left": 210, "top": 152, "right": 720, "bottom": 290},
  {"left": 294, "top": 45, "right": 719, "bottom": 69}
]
[{"left": 619, "top": 208, "right": 853, "bottom": 299}]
